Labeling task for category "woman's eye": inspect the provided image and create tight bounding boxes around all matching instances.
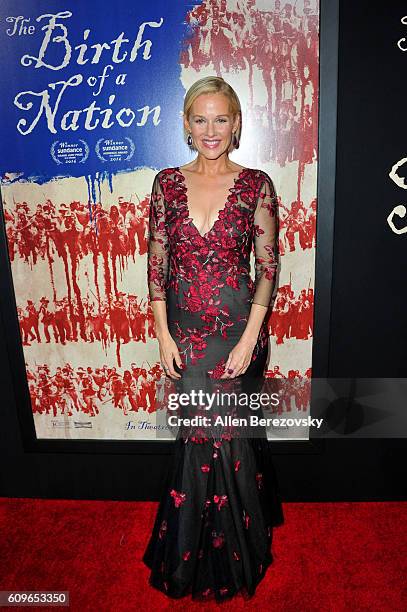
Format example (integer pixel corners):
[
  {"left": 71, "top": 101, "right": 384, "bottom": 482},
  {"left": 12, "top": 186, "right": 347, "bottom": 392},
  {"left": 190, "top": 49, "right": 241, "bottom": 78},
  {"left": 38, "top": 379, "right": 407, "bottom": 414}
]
[{"left": 194, "top": 118, "right": 228, "bottom": 124}]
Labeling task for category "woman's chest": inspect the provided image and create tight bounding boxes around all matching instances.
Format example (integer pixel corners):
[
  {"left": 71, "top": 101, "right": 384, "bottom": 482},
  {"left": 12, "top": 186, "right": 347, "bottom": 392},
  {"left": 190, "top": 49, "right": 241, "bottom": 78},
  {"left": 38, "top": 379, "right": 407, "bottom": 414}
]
[{"left": 166, "top": 195, "right": 255, "bottom": 249}]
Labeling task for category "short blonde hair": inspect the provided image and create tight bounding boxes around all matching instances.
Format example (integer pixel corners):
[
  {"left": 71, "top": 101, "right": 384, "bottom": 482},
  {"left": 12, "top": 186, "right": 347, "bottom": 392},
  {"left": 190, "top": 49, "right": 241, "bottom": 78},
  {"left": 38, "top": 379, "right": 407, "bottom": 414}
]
[{"left": 183, "top": 76, "right": 242, "bottom": 152}]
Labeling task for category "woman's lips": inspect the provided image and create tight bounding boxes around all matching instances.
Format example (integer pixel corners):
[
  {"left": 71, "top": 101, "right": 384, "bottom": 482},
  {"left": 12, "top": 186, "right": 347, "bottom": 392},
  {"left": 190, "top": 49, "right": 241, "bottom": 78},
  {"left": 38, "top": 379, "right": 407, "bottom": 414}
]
[{"left": 202, "top": 139, "right": 221, "bottom": 149}]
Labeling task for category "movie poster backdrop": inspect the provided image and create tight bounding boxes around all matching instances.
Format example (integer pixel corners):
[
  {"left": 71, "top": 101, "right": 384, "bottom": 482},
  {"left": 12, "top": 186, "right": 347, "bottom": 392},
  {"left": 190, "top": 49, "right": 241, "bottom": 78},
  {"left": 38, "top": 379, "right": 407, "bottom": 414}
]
[{"left": 0, "top": 0, "right": 319, "bottom": 440}]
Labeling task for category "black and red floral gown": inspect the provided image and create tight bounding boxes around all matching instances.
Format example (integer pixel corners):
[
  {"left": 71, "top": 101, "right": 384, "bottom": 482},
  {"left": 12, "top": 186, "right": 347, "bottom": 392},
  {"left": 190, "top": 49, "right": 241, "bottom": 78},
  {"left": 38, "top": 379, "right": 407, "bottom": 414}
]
[{"left": 143, "top": 166, "right": 284, "bottom": 602}]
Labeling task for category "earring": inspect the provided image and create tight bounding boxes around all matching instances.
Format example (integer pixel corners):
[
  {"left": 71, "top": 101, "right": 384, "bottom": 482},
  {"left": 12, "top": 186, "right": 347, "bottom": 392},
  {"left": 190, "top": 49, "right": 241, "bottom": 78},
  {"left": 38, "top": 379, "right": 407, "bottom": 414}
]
[
  {"left": 187, "top": 132, "right": 193, "bottom": 146},
  {"left": 233, "top": 132, "right": 239, "bottom": 148}
]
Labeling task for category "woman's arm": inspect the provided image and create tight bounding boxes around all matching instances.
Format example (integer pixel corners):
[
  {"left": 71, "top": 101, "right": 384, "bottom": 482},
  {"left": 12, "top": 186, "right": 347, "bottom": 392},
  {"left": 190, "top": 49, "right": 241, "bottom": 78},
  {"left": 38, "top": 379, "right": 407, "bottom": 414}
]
[
  {"left": 242, "top": 173, "right": 279, "bottom": 342},
  {"left": 221, "top": 173, "right": 279, "bottom": 378},
  {"left": 147, "top": 173, "right": 182, "bottom": 379},
  {"left": 147, "top": 173, "right": 169, "bottom": 304}
]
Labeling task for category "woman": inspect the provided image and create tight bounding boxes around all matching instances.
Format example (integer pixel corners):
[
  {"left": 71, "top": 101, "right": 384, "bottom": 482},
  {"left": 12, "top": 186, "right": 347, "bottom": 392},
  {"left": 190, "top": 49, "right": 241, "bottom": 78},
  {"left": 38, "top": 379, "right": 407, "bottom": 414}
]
[{"left": 143, "top": 76, "right": 284, "bottom": 602}]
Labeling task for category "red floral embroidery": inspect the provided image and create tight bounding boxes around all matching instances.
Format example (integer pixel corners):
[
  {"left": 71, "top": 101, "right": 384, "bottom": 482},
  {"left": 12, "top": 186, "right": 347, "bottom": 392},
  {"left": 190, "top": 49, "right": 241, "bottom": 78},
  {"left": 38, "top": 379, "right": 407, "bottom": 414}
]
[
  {"left": 233, "top": 551, "right": 241, "bottom": 561},
  {"left": 234, "top": 459, "right": 241, "bottom": 472},
  {"left": 213, "top": 494, "right": 228, "bottom": 510},
  {"left": 221, "top": 432, "right": 233, "bottom": 441},
  {"left": 170, "top": 489, "right": 186, "bottom": 508},
  {"left": 147, "top": 167, "right": 279, "bottom": 368},
  {"left": 207, "top": 357, "right": 227, "bottom": 379},
  {"left": 182, "top": 551, "right": 191, "bottom": 561},
  {"left": 212, "top": 530, "right": 225, "bottom": 549},
  {"left": 190, "top": 435, "right": 209, "bottom": 444},
  {"left": 201, "top": 464, "right": 210, "bottom": 473}
]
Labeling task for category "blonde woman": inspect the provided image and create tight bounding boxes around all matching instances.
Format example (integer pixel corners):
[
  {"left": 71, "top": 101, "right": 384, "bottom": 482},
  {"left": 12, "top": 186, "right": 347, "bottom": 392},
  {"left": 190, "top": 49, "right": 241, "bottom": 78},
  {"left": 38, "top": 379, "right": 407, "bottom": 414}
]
[{"left": 143, "top": 76, "right": 284, "bottom": 602}]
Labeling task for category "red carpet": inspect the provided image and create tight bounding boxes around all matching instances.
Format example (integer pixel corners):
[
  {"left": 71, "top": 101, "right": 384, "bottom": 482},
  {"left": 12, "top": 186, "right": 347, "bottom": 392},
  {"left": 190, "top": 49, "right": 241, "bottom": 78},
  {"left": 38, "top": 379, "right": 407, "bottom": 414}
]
[{"left": 0, "top": 498, "right": 406, "bottom": 611}]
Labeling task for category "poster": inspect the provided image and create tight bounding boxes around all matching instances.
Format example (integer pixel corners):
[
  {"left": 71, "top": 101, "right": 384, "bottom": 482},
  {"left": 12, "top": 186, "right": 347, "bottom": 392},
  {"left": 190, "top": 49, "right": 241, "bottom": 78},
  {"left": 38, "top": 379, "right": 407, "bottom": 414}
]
[{"left": 0, "top": 0, "right": 319, "bottom": 440}]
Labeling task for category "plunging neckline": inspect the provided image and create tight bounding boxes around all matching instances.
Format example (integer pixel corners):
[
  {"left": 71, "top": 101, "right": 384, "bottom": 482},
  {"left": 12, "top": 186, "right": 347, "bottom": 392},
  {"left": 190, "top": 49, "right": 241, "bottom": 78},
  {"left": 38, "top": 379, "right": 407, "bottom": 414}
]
[{"left": 175, "top": 166, "right": 247, "bottom": 239}]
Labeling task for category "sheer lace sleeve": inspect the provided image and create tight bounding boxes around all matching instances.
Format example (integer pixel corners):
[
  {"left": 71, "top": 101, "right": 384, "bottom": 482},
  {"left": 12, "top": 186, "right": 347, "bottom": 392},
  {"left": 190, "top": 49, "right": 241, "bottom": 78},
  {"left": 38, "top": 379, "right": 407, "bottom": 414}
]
[
  {"left": 147, "top": 172, "right": 169, "bottom": 302},
  {"left": 251, "top": 173, "right": 279, "bottom": 308}
]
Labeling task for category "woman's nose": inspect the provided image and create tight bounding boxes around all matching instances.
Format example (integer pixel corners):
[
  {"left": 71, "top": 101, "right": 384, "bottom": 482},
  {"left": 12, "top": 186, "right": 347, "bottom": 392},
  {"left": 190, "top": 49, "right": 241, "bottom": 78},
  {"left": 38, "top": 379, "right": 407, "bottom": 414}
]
[{"left": 205, "top": 122, "right": 216, "bottom": 136}]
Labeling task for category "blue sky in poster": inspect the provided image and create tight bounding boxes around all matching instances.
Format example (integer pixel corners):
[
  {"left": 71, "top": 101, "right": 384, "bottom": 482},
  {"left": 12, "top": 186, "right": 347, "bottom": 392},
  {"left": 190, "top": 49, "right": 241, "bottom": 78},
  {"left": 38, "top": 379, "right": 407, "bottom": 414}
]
[{"left": 0, "top": 0, "right": 201, "bottom": 181}]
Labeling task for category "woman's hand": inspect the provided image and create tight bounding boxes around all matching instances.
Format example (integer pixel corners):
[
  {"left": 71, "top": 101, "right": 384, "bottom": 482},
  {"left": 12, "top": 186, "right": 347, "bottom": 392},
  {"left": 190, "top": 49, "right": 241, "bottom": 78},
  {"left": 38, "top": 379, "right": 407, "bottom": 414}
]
[
  {"left": 157, "top": 332, "right": 183, "bottom": 379},
  {"left": 220, "top": 337, "right": 257, "bottom": 379}
]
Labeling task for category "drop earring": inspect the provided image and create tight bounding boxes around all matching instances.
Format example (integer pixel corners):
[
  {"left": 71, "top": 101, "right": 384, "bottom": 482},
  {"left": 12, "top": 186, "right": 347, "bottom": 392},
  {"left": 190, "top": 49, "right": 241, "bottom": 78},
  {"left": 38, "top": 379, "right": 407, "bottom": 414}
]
[
  {"left": 187, "top": 132, "right": 193, "bottom": 146},
  {"left": 232, "top": 131, "right": 239, "bottom": 148}
]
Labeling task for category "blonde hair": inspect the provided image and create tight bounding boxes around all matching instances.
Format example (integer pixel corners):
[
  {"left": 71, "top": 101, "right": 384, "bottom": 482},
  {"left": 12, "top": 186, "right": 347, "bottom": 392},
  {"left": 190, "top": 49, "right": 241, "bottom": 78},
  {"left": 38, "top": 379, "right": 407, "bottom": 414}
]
[{"left": 183, "top": 76, "right": 242, "bottom": 153}]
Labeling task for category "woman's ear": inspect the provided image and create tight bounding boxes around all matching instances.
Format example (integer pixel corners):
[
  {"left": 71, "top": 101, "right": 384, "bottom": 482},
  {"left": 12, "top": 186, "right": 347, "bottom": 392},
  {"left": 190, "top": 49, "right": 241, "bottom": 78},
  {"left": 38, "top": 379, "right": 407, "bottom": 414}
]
[
  {"left": 183, "top": 114, "right": 191, "bottom": 136},
  {"left": 233, "top": 113, "right": 240, "bottom": 134}
]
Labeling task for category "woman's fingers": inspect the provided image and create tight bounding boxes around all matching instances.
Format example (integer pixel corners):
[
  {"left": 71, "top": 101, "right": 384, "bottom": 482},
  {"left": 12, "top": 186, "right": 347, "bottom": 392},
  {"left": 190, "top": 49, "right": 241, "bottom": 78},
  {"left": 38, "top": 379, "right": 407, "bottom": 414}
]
[
  {"left": 220, "top": 354, "right": 234, "bottom": 378},
  {"left": 174, "top": 352, "right": 184, "bottom": 370},
  {"left": 231, "top": 360, "right": 246, "bottom": 378},
  {"left": 224, "top": 352, "right": 232, "bottom": 371},
  {"left": 172, "top": 349, "right": 184, "bottom": 377},
  {"left": 163, "top": 352, "right": 182, "bottom": 379},
  {"left": 219, "top": 344, "right": 254, "bottom": 379},
  {"left": 221, "top": 355, "right": 239, "bottom": 379},
  {"left": 225, "top": 357, "right": 250, "bottom": 379},
  {"left": 159, "top": 337, "right": 183, "bottom": 380}
]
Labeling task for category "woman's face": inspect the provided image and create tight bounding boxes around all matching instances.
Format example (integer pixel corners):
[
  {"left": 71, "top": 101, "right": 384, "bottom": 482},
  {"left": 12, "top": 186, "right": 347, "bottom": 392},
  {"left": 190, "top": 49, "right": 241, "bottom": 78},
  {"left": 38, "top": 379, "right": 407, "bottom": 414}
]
[{"left": 185, "top": 93, "right": 239, "bottom": 160}]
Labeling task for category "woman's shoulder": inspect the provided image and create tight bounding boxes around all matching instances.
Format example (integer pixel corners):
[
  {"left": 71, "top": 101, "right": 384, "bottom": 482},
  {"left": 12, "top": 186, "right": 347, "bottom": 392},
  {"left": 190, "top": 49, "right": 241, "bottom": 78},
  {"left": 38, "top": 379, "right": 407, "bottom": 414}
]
[
  {"left": 155, "top": 166, "right": 179, "bottom": 180},
  {"left": 150, "top": 167, "right": 179, "bottom": 193},
  {"left": 250, "top": 168, "right": 277, "bottom": 191},
  {"left": 249, "top": 167, "right": 274, "bottom": 182}
]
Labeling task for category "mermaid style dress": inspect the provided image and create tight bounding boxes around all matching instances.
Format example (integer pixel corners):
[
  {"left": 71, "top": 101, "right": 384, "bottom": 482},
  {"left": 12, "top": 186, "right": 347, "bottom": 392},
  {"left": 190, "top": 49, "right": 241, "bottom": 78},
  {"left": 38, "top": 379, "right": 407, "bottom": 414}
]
[{"left": 143, "top": 166, "right": 284, "bottom": 602}]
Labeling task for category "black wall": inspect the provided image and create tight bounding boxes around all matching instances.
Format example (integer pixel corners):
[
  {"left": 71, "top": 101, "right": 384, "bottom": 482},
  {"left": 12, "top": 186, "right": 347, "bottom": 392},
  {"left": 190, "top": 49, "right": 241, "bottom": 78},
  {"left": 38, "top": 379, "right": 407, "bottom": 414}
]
[
  {"left": 0, "top": 0, "right": 406, "bottom": 502},
  {"left": 331, "top": 1, "right": 407, "bottom": 377}
]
